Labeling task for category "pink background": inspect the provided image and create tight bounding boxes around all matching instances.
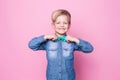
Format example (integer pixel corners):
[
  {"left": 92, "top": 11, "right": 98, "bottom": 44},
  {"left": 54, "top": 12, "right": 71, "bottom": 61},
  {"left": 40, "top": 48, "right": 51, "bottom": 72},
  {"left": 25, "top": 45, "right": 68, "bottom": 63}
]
[{"left": 0, "top": 0, "right": 120, "bottom": 80}]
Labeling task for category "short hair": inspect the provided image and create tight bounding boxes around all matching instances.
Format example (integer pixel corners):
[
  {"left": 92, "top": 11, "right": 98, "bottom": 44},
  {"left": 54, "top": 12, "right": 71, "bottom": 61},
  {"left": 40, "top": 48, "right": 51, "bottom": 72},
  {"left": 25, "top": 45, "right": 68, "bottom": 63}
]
[{"left": 51, "top": 9, "right": 71, "bottom": 24}]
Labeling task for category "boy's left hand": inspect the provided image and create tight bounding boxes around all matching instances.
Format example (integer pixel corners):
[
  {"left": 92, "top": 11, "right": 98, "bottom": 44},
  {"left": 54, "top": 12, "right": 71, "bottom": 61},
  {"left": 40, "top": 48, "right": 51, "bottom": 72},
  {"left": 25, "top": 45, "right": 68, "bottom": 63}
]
[{"left": 66, "top": 35, "right": 79, "bottom": 44}]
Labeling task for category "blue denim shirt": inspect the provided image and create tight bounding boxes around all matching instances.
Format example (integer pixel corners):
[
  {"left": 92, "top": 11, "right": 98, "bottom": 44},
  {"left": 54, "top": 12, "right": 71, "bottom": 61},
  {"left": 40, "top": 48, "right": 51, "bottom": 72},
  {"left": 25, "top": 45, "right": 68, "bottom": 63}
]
[{"left": 28, "top": 35, "right": 93, "bottom": 80}]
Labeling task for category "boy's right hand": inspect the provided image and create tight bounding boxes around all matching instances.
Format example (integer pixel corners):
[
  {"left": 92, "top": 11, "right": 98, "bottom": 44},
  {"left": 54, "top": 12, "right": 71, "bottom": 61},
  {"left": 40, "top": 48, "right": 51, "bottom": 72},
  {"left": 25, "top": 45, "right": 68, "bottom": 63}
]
[{"left": 44, "top": 35, "right": 57, "bottom": 41}]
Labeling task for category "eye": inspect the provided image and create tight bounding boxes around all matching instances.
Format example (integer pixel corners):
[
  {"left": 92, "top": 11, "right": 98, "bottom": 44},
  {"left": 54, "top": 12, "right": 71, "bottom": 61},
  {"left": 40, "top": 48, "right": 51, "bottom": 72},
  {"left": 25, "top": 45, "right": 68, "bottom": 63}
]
[
  {"left": 56, "top": 22, "right": 60, "bottom": 24},
  {"left": 64, "top": 22, "right": 68, "bottom": 24}
]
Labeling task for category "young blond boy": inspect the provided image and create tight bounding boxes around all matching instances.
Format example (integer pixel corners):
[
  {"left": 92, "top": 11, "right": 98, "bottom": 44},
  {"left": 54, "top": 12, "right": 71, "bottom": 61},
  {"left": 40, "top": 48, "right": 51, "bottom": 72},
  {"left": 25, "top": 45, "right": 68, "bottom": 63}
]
[{"left": 28, "top": 9, "right": 93, "bottom": 80}]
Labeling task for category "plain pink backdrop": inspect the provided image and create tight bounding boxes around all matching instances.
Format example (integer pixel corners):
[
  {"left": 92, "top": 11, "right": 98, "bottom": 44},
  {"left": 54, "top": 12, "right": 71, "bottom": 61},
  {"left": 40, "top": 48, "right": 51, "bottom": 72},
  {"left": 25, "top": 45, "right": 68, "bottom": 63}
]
[{"left": 0, "top": 0, "right": 120, "bottom": 80}]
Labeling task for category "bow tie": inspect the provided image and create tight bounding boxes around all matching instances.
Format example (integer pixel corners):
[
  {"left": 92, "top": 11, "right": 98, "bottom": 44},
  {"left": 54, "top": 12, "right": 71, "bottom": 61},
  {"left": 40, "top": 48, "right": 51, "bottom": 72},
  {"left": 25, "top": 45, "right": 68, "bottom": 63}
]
[{"left": 56, "top": 36, "right": 66, "bottom": 42}]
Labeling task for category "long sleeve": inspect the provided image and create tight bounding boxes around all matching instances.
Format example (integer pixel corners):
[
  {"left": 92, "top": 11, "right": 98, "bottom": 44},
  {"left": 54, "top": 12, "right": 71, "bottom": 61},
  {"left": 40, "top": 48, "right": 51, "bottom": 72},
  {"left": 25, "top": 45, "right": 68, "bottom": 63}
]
[
  {"left": 74, "top": 39, "right": 94, "bottom": 53},
  {"left": 28, "top": 35, "right": 47, "bottom": 51}
]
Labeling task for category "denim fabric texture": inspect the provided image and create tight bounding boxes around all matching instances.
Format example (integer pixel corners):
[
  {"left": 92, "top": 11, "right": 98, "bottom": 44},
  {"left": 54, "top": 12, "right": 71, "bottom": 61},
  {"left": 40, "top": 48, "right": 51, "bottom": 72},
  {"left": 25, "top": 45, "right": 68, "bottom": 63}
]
[{"left": 28, "top": 35, "right": 93, "bottom": 80}]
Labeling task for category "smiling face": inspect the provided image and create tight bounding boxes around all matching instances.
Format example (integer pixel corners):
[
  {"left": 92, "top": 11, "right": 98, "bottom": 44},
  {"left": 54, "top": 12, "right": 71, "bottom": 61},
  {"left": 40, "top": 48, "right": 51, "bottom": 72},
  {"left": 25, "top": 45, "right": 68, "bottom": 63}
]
[{"left": 52, "top": 15, "right": 70, "bottom": 36}]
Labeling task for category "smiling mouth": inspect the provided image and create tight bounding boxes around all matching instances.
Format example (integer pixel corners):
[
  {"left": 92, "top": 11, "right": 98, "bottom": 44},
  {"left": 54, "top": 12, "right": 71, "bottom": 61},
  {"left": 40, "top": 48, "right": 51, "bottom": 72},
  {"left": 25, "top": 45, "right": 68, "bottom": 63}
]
[{"left": 58, "top": 28, "right": 65, "bottom": 30}]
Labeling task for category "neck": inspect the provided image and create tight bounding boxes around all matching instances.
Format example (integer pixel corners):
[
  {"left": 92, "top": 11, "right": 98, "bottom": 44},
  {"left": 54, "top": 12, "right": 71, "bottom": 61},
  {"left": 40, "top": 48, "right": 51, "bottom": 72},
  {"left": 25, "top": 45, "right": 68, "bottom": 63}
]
[{"left": 55, "top": 33, "right": 66, "bottom": 37}]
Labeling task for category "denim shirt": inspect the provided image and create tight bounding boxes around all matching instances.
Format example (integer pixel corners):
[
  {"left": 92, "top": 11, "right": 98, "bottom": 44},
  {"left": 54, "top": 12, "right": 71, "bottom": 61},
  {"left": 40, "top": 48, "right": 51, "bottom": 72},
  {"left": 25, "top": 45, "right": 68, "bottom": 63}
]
[{"left": 28, "top": 35, "right": 93, "bottom": 80}]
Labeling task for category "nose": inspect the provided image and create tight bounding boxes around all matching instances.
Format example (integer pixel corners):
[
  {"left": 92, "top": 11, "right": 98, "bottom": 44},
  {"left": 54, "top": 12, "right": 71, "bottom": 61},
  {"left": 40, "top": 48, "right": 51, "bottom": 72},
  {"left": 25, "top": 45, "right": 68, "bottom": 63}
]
[{"left": 60, "top": 23, "right": 64, "bottom": 27}]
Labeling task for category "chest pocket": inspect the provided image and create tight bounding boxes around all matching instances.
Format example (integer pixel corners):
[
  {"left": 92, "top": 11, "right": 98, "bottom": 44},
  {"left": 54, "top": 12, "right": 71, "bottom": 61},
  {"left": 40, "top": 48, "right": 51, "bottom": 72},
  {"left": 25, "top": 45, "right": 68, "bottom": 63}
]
[
  {"left": 62, "top": 43, "right": 73, "bottom": 57},
  {"left": 47, "top": 41, "right": 58, "bottom": 59}
]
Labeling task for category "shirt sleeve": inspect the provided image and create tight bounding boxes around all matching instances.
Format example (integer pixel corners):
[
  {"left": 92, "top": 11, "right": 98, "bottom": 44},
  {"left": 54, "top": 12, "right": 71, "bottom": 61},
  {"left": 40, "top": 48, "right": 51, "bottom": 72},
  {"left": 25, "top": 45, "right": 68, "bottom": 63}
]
[
  {"left": 28, "top": 35, "right": 47, "bottom": 51},
  {"left": 74, "top": 39, "right": 94, "bottom": 53}
]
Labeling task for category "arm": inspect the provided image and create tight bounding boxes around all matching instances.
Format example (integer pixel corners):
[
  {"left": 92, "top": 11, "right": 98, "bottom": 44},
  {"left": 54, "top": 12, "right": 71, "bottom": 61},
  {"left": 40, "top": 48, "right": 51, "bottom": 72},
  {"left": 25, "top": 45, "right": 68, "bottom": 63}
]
[
  {"left": 66, "top": 35, "right": 93, "bottom": 53},
  {"left": 28, "top": 35, "right": 47, "bottom": 51},
  {"left": 74, "top": 39, "right": 94, "bottom": 53}
]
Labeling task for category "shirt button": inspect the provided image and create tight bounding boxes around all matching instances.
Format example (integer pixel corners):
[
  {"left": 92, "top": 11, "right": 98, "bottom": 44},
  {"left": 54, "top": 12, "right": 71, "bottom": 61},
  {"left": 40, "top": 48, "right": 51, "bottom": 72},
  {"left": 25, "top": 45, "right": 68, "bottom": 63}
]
[
  {"left": 59, "top": 64, "right": 61, "bottom": 66},
  {"left": 59, "top": 71, "right": 61, "bottom": 73}
]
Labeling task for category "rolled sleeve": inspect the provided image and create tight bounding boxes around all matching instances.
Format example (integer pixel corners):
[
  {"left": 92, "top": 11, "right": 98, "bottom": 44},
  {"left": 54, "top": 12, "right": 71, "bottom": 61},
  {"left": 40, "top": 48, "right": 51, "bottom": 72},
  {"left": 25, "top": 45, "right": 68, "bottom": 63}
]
[
  {"left": 74, "top": 39, "right": 94, "bottom": 53},
  {"left": 28, "top": 35, "right": 47, "bottom": 51}
]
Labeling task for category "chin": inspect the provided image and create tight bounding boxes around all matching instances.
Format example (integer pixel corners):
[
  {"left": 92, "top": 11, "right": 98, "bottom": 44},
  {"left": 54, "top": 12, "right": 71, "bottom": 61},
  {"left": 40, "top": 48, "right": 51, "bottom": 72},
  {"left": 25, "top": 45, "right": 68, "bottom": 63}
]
[{"left": 59, "top": 30, "right": 67, "bottom": 33}]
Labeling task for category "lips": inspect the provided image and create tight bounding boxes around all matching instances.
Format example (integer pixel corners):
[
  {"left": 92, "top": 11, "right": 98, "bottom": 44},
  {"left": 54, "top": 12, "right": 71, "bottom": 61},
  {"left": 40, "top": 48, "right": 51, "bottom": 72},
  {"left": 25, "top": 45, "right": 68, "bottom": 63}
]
[{"left": 58, "top": 28, "right": 65, "bottom": 30}]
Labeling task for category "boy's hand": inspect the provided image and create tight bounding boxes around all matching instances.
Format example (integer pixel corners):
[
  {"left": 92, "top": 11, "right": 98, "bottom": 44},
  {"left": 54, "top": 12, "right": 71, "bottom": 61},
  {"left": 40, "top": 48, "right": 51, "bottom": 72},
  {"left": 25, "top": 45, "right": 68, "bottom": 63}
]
[
  {"left": 44, "top": 35, "right": 57, "bottom": 41},
  {"left": 66, "top": 35, "right": 79, "bottom": 44}
]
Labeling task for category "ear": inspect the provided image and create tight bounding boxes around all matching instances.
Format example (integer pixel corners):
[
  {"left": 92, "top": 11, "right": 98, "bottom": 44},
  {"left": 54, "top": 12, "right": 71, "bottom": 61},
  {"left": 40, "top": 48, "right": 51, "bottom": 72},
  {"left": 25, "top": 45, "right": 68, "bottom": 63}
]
[
  {"left": 51, "top": 23, "right": 55, "bottom": 29},
  {"left": 68, "top": 24, "right": 71, "bottom": 29}
]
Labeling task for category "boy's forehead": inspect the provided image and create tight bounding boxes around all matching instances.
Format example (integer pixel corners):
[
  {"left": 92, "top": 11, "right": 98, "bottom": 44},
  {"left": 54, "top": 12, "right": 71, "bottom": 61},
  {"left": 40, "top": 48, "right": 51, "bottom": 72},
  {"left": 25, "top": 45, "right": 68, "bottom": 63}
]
[
  {"left": 56, "top": 15, "right": 69, "bottom": 20},
  {"left": 57, "top": 15, "right": 68, "bottom": 18}
]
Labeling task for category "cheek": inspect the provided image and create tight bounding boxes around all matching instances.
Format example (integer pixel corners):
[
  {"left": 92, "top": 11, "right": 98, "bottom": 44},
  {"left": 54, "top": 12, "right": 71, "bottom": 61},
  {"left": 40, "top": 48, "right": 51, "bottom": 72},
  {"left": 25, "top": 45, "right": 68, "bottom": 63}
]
[
  {"left": 65, "top": 25, "right": 70, "bottom": 29},
  {"left": 54, "top": 25, "right": 59, "bottom": 29},
  {"left": 53, "top": 25, "right": 58, "bottom": 30},
  {"left": 54, "top": 27, "right": 59, "bottom": 31}
]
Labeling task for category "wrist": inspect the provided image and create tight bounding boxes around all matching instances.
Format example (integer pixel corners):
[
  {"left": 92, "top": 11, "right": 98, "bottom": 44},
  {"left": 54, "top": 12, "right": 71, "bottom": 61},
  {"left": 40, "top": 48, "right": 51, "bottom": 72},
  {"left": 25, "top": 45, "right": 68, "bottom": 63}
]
[
  {"left": 73, "top": 38, "right": 79, "bottom": 44},
  {"left": 44, "top": 35, "right": 47, "bottom": 40}
]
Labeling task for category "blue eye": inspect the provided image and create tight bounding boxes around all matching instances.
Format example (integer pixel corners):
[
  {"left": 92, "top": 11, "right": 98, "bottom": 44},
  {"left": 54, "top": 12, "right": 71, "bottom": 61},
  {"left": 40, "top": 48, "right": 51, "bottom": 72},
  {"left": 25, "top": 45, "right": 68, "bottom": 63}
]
[
  {"left": 56, "top": 22, "right": 60, "bottom": 24},
  {"left": 64, "top": 22, "right": 68, "bottom": 24}
]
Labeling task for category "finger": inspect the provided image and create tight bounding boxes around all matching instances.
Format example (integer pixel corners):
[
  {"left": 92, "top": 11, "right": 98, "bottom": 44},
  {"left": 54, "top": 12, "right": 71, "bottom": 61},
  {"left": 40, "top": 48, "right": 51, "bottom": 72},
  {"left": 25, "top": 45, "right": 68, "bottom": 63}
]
[
  {"left": 51, "top": 36, "right": 56, "bottom": 41},
  {"left": 52, "top": 38, "right": 56, "bottom": 41},
  {"left": 66, "top": 39, "right": 70, "bottom": 42}
]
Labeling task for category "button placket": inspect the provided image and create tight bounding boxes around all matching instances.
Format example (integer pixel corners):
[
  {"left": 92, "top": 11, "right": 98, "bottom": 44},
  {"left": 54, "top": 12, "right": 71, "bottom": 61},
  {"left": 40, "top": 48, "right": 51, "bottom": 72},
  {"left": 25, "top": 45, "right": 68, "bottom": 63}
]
[{"left": 58, "top": 41, "right": 62, "bottom": 80}]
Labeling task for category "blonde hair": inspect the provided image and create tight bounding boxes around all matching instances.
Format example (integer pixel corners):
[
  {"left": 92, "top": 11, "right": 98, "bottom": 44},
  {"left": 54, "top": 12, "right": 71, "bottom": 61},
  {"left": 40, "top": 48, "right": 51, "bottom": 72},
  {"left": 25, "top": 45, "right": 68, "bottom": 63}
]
[{"left": 51, "top": 9, "right": 71, "bottom": 24}]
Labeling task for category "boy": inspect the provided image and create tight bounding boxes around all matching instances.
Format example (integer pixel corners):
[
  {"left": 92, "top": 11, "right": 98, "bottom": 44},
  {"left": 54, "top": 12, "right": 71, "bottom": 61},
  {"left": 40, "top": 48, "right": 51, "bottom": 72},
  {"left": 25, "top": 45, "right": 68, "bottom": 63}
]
[{"left": 28, "top": 9, "right": 93, "bottom": 80}]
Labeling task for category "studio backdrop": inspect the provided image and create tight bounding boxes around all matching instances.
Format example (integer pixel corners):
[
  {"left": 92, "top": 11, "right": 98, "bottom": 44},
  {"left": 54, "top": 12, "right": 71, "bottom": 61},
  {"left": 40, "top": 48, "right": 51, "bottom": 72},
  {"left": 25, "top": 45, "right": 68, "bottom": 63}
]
[{"left": 0, "top": 0, "right": 120, "bottom": 80}]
